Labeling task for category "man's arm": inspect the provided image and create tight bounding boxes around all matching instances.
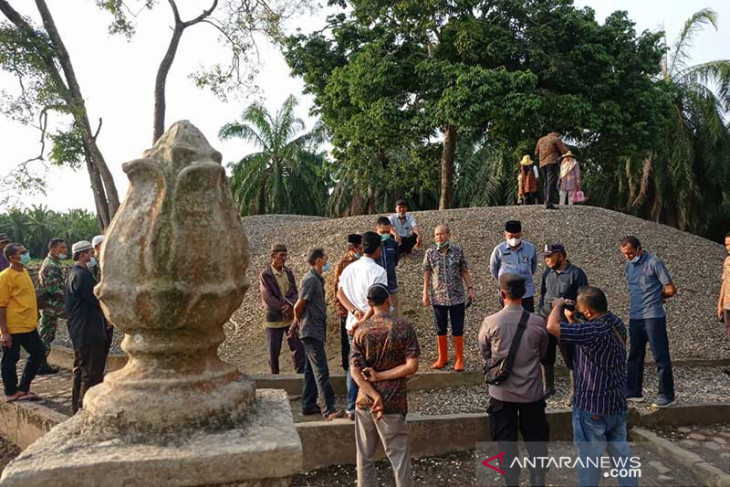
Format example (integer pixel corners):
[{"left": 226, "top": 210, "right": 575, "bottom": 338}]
[
  {"left": 530, "top": 246, "right": 538, "bottom": 275},
  {"left": 538, "top": 271, "right": 547, "bottom": 311},
  {"left": 73, "top": 272, "right": 100, "bottom": 307},
  {"left": 336, "top": 287, "right": 365, "bottom": 321},
  {"left": 293, "top": 297, "right": 307, "bottom": 324},
  {"left": 662, "top": 283, "right": 677, "bottom": 299},
  {"left": 363, "top": 357, "right": 418, "bottom": 382},
  {"left": 462, "top": 269, "right": 475, "bottom": 302},
  {"left": 546, "top": 301, "right": 563, "bottom": 337},
  {"left": 259, "top": 273, "right": 285, "bottom": 310},
  {"left": 478, "top": 320, "right": 491, "bottom": 362},
  {"left": 422, "top": 271, "right": 431, "bottom": 306},
  {"left": 655, "top": 259, "right": 677, "bottom": 299},
  {"left": 557, "top": 138, "right": 567, "bottom": 155},
  {"left": 351, "top": 365, "right": 385, "bottom": 420},
  {"left": 489, "top": 247, "right": 500, "bottom": 280}
]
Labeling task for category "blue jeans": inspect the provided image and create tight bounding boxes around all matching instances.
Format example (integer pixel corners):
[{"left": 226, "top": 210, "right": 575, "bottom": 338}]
[
  {"left": 572, "top": 409, "right": 637, "bottom": 487},
  {"left": 346, "top": 334, "right": 358, "bottom": 413},
  {"left": 301, "top": 337, "right": 336, "bottom": 415},
  {"left": 626, "top": 318, "right": 675, "bottom": 400}
]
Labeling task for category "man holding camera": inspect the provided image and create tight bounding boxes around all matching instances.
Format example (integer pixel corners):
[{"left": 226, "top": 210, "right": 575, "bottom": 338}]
[
  {"left": 478, "top": 274, "right": 549, "bottom": 487},
  {"left": 547, "top": 287, "right": 636, "bottom": 487}
]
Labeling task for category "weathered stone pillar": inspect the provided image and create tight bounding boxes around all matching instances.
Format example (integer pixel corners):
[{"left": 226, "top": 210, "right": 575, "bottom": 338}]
[{"left": 1, "top": 122, "right": 302, "bottom": 487}]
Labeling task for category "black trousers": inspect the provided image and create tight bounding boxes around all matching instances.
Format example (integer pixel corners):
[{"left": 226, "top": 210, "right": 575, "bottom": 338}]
[
  {"left": 398, "top": 233, "right": 418, "bottom": 254},
  {"left": 340, "top": 317, "right": 350, "bottom": 371},
  {"left": 266, "top": 325, "right": 305, "bottom": 374},
  {"left": 541, "top": 334, "right": 575, "bottom": 370},
  {"left": 72, "top": 342, "right": 107, "bottom": 413},
  {"left": 1, "top": 330, "right": 45, "bottom": 396},
  {"left": 542, "top": 164, "right": 559, "bottom": 207},
  {"left": 488, "top": 397, "right": 550, "bottom": 487}
]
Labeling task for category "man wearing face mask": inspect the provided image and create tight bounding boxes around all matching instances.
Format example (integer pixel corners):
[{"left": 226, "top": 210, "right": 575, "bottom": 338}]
[
  {"left": 37, "top": 238, "right": 68, "bottom": 375},
  {"left": 620, "top": 236, "right": 677, "bottom": 409},
  {"left": 293, "top": 248, "right": 345, "bottom": 421},
  {"left": 490, "top": 221, "right": 538, "bottom": 312},
  {"left": 423, "top": 224, "right": 475, "bottom": 372},
  {"left": 538, "top": 243, "right": 588, "bottom": 398},
  {"left": 65, "top": 241, "right": 108, "bottom": 413},
  {"left": 334, "top": 234, "right": 363, "bottom": 372},
  {"left": 376, "top": 217, "right": 400, "bottom": 314},
  {"left": 0, "top": 243, "right": 45, "bottom": 402},
  {"left": 547, "top": 287, "right": 635, "bottom": 487}
]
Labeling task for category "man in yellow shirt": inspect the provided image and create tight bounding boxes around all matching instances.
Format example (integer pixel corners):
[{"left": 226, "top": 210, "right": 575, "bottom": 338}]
[{"left": 0, "top": 243, "right": 45, "bottom": 402}]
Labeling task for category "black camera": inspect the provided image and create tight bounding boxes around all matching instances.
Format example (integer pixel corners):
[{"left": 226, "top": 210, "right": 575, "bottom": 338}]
[{"left": 563, "top": 300, "right": 576, "bottom": 311}]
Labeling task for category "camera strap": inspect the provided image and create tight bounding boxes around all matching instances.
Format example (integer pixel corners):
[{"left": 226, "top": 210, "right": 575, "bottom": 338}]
[{"left": 505, "top": 310, "right": 530, "bottom": 370}]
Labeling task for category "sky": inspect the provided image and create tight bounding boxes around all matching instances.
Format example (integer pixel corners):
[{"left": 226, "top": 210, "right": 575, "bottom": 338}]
[{"left": 1, "top": 0, "right": 729, "bottom": 213}]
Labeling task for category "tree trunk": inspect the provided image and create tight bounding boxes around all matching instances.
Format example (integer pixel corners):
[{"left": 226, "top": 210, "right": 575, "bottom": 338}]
[
  {"left": 33, "top": 0, "right": 121, "bottom": 225},
  {"left": 439, "top": 125, "right": 457, "bottom": 210},
  {"left": 153, "top": 21, "right": 185, "bottom": 142}
]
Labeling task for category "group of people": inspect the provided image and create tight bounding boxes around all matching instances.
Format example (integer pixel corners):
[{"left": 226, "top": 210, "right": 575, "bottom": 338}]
[
  {"left": 0, "top": 233, "right": 111, "bottom": 413},
  {"left": 256, "top": 194, "right": 692, "bottom": 487},
  {"left": 519, "top": 130, "right": 583, "bottom": 208}
]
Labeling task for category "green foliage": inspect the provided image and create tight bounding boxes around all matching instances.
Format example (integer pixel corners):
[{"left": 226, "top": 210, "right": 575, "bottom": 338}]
[
  {"left": 221, "top": 95, "right": 330, "bottom": 216},
  {"left": 0, "top": 206, "right": 100, "bottom": 258}
]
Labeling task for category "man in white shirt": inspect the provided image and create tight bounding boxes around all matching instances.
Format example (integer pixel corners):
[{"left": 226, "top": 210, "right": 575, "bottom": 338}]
[
  {"left": 337, "top": 231, "right": 387, "bottom": 419},
  {"left": 389, "top": 199, "right": 422, "bottom": 255}
]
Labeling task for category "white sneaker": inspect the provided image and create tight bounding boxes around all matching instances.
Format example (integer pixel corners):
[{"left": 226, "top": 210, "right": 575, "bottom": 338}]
[{"left": 627, "top": 396, "right": 645, "bottom": 403}]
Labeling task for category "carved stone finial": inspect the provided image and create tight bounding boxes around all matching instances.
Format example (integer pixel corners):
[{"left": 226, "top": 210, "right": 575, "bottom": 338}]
[{"left": 85, "top": 120, "right": 254, "bottom": 433}]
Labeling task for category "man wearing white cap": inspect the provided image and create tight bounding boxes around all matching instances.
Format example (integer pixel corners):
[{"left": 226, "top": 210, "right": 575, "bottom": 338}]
[
  {"left": 65, "top": 241, "right": 108, "bottom": 413},
  {"left": 91, "top": 234, "right": 114, "bottom": 356}
]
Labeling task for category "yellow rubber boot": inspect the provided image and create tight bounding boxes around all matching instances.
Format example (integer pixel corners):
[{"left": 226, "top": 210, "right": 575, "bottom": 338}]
[
  {"left": 453, "top": 336, "right": 465, "bottom": 372},
  {"left": 431, "top": 335, "right": 449, "bottom": 369}
]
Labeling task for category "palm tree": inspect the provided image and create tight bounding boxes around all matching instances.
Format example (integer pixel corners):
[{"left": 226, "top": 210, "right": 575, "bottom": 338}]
[
  {"left": 219, "top": 96, "right": 330, "bottom": 216},
  {"left": 631, "top": 9, "right": 730, "bottom": 239}
]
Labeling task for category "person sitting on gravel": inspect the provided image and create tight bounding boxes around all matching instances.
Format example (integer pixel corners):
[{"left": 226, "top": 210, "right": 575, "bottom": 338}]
[
  {"left": 389, "top": 199, "right": 422, "bottom": 255},
  {"left": 422, "top": 223, "right": 475, "bottom": 372},
  {"left": 376, "top": 217, "right": 400, "bottom": 314},
  {"left": 293, "top": 248, "right": 345, "bottom": 421},
  {"left": 65, "top": 240, "right": 109, "bottom": 413},
  {"left": 620, "top": 236, "right": 677, "bottom": 408},
  {"left": 0, "top": 242, "right": 44, "bottom": 403},
  {"left": 337, "top": 232, "right": 388, "bottom": 420},
  {"left": 259, "top": 243, "right": 305, "bottom": 375},
  {"left": 351, "top": 283, "right": 420, "bottom": 487},
  {"left": 489, "top": 220, "right": 538, "bottom": 312},
  {"left": 538, "top": 243, "right": 589, "bottom": 398},
  {"left": 547, "top": 286, "right": 636, "bottom": 487},
  {"left": 334, "top": 234, "right": 363, "bottom": 372},
  {"left": 479, "top": 273, "right": 549, "bottom": 487}
]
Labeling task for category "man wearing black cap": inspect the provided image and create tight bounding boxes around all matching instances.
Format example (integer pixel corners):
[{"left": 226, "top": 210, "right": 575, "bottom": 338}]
[
  {"left": 539, "top": 243, "right": 589, "bottom": 398},
  {"left": 259, "top": 243, "right": 305, "bottom": 374},
  {"left": 0, "top": 234, "right": 10, "bottom": 272},
  {"left": 65, "top": 240, "right": 108, "bottom": 413},
  {"left": 351, "top": 283, "right": 420, "bottom": 487},
  {"left": 489, "top": 221, "right": 538, "bottom": 312},
  {"left": 334, "top": 234, "right": 363, "bottom": 371},
  {"left": 389, "top": 200, "right": 422, "bottom": 255},
  {"left": 479, "top": 274, "right": 550, "bottom": 487}
]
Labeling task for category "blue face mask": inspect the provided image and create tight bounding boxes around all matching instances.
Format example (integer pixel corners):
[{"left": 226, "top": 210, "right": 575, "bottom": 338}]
[
  {"left": 20, "top": 252, "right": 31, "bottom": 266},
  {"left": 353, "top": 252, "right": 361, "bottom": 259},
  {"left": 322, "top": 262, "right": 332, "bottom": 273},
  {"left": 380, "top": 233, "right": 390, "bottom": 242}
]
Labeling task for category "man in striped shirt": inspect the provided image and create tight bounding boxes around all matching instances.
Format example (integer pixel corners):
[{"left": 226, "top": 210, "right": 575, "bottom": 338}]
[{"left": 547, "top": 287, "right": 637, "bottom": 487}]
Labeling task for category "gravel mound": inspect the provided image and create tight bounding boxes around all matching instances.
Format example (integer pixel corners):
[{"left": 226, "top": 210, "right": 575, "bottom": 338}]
[{"left": 220, "top": 205, "right": 729, "bottom": 374}]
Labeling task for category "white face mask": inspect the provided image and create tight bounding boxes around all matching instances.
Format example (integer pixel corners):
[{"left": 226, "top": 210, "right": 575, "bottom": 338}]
[
  {"left": 507, "top": 237, "right": 521, "bottom": 248},
  {"left": 88, "top": 256, "right": 98, "bottom": 268}
]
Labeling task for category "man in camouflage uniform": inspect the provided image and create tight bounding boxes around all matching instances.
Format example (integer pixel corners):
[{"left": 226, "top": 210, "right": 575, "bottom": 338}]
[{"left": 37, "top": 238, "right": 68, "bottom": 374}]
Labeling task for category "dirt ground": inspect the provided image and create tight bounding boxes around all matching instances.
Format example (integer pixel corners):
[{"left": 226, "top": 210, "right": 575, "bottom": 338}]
[{"left": 0, "top": 437, "right": 20, "bottom": 474}]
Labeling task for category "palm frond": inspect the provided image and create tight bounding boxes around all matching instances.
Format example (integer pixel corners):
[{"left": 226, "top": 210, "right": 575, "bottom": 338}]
[{"left": 670, "top": 8, "right": 718, "bottom": 75}]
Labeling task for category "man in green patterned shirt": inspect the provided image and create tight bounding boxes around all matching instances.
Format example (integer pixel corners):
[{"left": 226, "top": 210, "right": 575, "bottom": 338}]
[{"left": 37, "top": 238, "right": 67, "bottom": 374}]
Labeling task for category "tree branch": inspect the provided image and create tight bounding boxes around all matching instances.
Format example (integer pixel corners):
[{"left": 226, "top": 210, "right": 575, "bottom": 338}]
[
  {"left": 182, "top": 0, "right": 218, "bottom": 28},
  {"left": 93, "top": 117, "right": 103, "bottom": 140}
]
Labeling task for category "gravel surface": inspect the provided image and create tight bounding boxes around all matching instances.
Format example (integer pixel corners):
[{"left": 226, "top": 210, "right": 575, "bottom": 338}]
[
  {"left": 651, "top": 423, "right": 730, "bottom": 474},
  {"left": 55, "top": 206, "right": 729, "bottom": 374},
  {"left": 0, "top": 437, "right": 20, "bottom": 474},
  {"left": 293, "top": 443, "right": 702, "bottom": 486}
]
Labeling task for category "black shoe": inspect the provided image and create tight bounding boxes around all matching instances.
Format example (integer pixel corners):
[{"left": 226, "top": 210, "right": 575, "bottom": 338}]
[
  {"left": 301, "top": 407, "right": 322, "bottom": 416},
  {"left": 545, "top": 205, "right": 558, "bottom": 210},
  {"left": 37, "top": 364, "right": 59, "bottom": 375}
]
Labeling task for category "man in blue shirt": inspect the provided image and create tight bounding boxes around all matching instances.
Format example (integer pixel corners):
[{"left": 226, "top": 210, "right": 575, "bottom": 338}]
[
  {"left": 620, "top": 236, "right": 677, "bottom": 408},
  {"left": 547, "top": 287, "right": 636, "bottom": 487},
  {"left": 489, "top": 220, "right": 538, "bottom": 312},
  {"left": 376, "top": 217, "right": 400, "bottom": 313}
]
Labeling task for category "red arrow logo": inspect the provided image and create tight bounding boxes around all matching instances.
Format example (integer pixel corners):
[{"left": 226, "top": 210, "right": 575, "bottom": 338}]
[{"left": 481, "top": 451, "right": 506, "bottom": 475}]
